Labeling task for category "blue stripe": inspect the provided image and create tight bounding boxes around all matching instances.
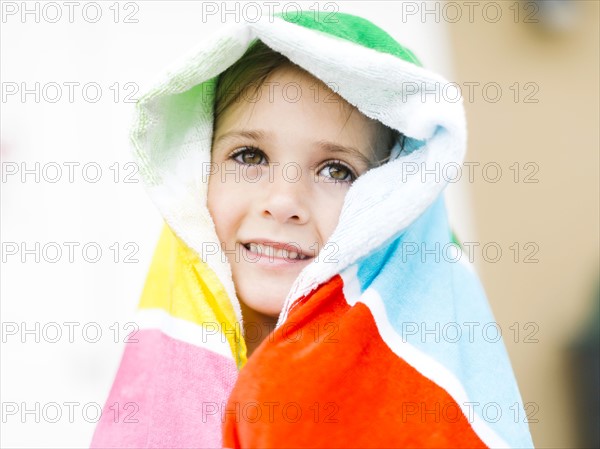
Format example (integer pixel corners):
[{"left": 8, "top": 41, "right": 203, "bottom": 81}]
[{"left": 354, "top": 196, "right": 534, "bottom": 448}]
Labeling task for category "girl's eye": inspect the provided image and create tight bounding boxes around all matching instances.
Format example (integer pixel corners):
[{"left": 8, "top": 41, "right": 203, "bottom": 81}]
[
  {"left": 319, "top": 161, "right": 357, "bottom": 183},
  {"left": 231, "top": 147, "right": 267, "bottom": 165}
]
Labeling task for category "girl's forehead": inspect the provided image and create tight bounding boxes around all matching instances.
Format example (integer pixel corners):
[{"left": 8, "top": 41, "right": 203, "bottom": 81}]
[
  {"left": 217, "top": 66, "right": 373, "bottom": 134},
  {"left": 265, "top": 65, "right": 355, "bottom": 110},
  {"left": 215, "top": 95, "right": 378, "bottom": 155}
]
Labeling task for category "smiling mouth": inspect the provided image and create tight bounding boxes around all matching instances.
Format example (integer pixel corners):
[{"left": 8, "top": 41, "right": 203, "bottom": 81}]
[{"left": 242, "top": 242, "right": 311, "bottom": 261}]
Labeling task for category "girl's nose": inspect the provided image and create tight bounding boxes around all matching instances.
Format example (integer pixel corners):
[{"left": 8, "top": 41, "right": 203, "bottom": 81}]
[{"left": 260, "top": 168, "right": 309, "bottom": 225}]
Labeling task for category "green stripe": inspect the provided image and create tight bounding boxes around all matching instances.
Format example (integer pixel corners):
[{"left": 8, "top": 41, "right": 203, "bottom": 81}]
[{"left": 274, "top": 10, "right": 422, "bottom": 66}]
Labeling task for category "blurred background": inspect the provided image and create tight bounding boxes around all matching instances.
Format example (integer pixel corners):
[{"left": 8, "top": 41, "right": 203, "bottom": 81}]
[{"left": 1, "top": 1, "right": 598, "bottom": 447}]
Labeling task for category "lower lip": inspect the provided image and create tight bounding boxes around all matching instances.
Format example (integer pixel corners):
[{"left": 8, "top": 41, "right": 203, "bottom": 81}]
[{"left": 240, "top": 244, "right": 313, "bottom": 270}]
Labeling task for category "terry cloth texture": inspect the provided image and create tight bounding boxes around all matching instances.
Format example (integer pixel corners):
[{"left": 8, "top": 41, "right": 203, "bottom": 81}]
[{"left": 90, "top": 10, "right": 534, "bottom": 449}]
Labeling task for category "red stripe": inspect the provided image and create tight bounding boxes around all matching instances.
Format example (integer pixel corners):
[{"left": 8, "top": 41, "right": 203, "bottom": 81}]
[{"left": 223, "top": 275, "right": 487, "bottom": 448}]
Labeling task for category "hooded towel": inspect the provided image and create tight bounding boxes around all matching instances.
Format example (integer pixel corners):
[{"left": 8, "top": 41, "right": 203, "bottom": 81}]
[{"left": 91, "top": 10, "right": 534, "bottom": 449}]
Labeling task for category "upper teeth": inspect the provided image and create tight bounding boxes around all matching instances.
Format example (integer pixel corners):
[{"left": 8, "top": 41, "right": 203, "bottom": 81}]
[{"left": 246, "top": 243, "right": 308, "bottom": 260}]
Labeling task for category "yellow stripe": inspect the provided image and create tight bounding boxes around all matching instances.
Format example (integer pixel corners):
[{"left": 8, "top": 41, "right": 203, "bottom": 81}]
[{"left": 138, "top": 223, "right": 247, "bottom": 367}]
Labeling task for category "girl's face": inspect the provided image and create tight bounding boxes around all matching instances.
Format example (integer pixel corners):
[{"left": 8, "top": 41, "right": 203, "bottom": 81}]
[{"left": 207, "top": 66, "right": 381, "bottom": 317}]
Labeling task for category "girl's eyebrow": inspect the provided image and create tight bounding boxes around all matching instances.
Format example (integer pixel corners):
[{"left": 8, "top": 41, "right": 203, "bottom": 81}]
[
  {"left": 214, "top": 129, "right": 266, "bottom": 145},
  {"left": 315, "top": 140, "right": 371, "bottom": 167},
  {"left": 214, "top": 129, "right": 370, "bottom": 166}
]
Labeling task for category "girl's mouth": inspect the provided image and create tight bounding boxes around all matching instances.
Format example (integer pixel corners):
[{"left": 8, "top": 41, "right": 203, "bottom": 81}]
[
  {"left": 242, "top": 242, "right": 312, "bottom": 263},
  {"left": 242, "top": 242, "right": 311, "bottom": 261}
]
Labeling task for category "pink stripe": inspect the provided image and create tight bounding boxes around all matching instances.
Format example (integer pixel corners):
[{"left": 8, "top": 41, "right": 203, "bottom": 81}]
[{"left": 90, "top": 329, "right": 238, "bottom": 448}]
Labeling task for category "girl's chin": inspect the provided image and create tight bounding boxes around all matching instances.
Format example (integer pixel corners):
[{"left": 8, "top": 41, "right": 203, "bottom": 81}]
[
  {"left": 237, "top": 289, "right": 288, "bottom": 318},
  {"left": 242, "top": 300, "right": 284, "bottom": 318}
]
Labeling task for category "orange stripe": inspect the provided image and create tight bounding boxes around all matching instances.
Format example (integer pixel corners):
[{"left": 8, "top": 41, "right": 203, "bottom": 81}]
[{"left": 223, "top": 276, "right": 487, "bottom": 448}]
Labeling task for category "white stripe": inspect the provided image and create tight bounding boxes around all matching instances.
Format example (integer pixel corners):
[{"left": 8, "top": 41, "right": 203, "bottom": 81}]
[
  {"left": 134, "top": 308, "right": 235, "bottom": 361},
  {"left": 340, "top": 266, "right": 510, "bottom": 448}
]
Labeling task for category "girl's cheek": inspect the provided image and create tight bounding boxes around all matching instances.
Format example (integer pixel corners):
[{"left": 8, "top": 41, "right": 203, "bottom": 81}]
[
  {"left": 208, "top": 172, "right": 253, "bottom": 220},
  {"left": 312, "top": 181, "right": 351, "bottom": 238},
  {"left": 207, "top": 178, "right": 235, "bottom": 227}
]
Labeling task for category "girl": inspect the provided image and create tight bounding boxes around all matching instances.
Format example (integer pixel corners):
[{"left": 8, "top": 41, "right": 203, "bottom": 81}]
[
  {"left": 208, "top": 39, "right": 401, "bottom": 356},
  {"left": 91, "top": 10, "right": 534, "bottom": 448}
]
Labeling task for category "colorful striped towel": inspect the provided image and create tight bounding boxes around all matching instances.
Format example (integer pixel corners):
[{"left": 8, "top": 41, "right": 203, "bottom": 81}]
[{"left": 91, "top": 10, "right": 534, "bottom": 448}]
